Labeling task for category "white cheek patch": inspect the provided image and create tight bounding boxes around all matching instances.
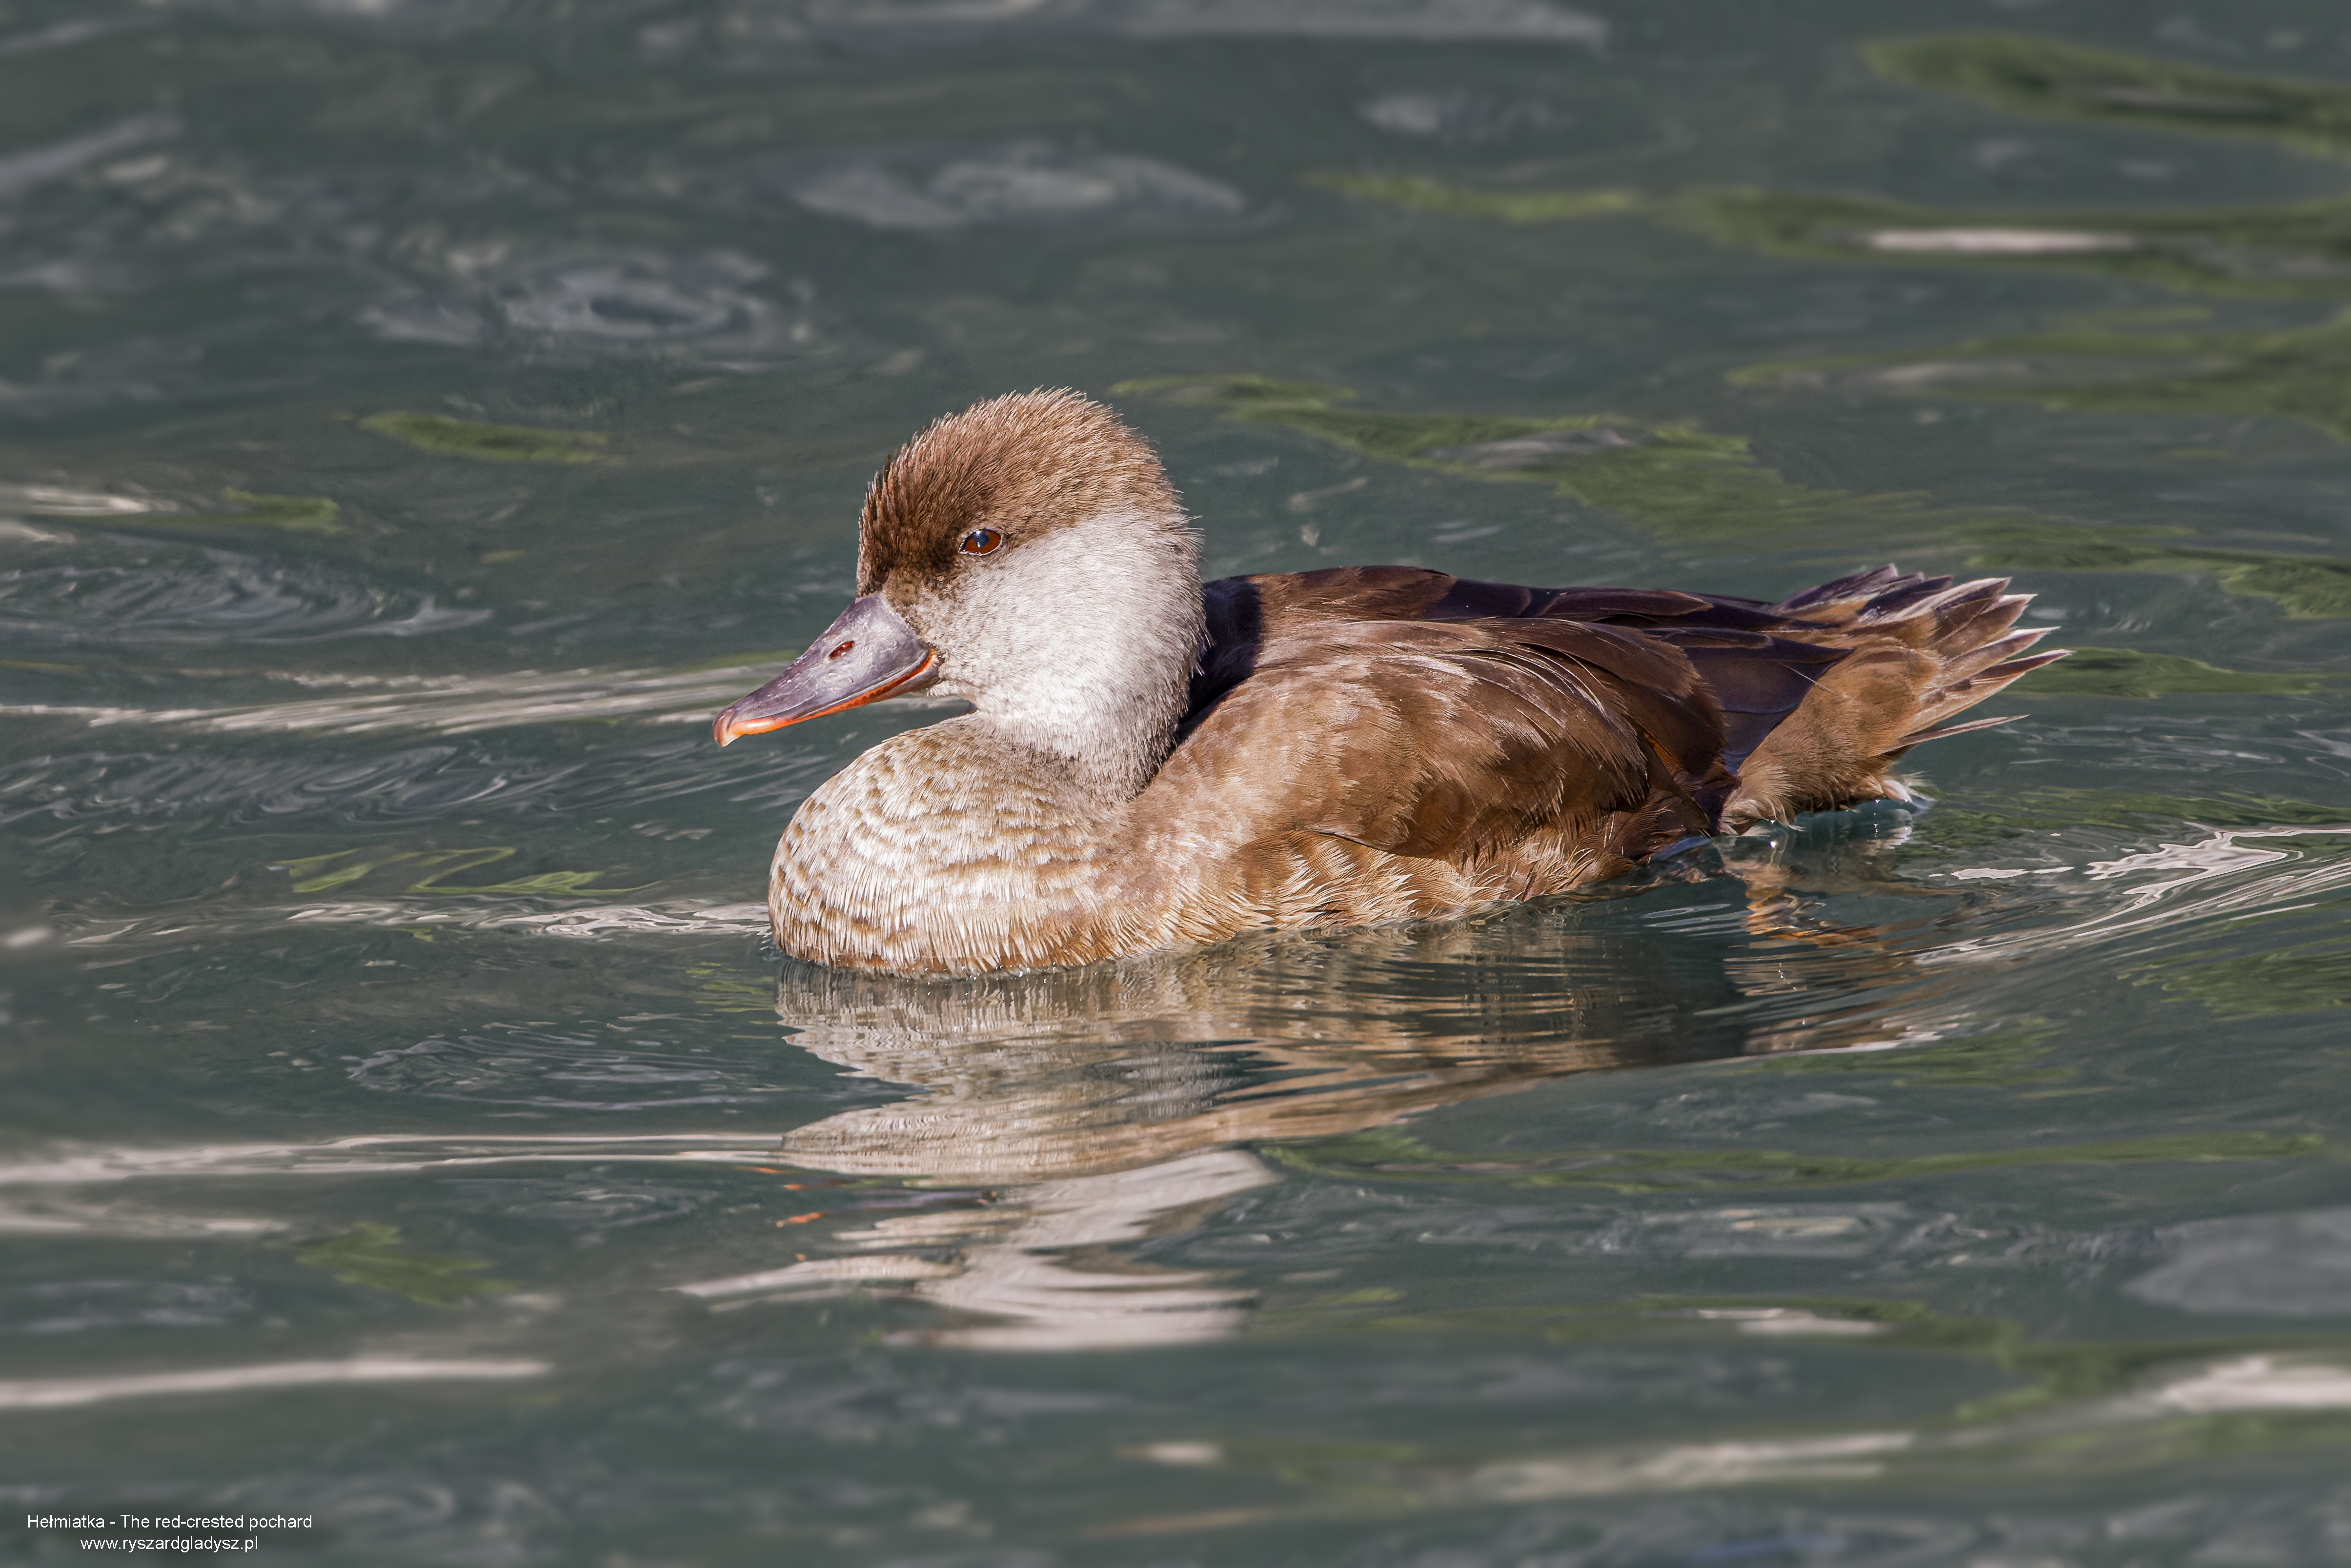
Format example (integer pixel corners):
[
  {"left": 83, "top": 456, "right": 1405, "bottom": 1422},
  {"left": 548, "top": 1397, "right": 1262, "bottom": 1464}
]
[{"left": 935, "top": 509, "right": 1203, "bottom": 788}]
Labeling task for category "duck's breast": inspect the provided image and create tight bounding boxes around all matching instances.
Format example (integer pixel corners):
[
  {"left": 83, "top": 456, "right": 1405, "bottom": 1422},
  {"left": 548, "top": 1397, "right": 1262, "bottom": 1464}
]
[{"left": 770, "top": 724, "right": 1123, "bottom": 972}]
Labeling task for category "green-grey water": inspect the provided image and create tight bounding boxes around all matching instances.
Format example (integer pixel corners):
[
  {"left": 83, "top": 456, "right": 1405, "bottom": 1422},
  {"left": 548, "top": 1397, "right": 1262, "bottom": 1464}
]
[{"left": 4, "top": 2, "right": 2351, "bottom": 1562}]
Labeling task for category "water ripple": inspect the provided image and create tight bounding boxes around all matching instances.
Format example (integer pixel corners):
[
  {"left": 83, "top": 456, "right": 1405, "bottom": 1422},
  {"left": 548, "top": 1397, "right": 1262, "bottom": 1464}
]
[
  {"left": 5, "top": 660, "right": 798, "bottom": 738},
  {"left": 0, "top": 547, "right": 487, "bottom": 647},
  {"left": 2128, "top": 1206, "right": 2351, "bottom": 1317},
  {"left": 0, "top": 114, "right": 181, "bottom": 202},
  {"left": 0, "top": 734, "right": 829, "bottom": 832},
  {"left": 344, "top": 1027, "right": 801, "bottom": 1112},
  {"left": 1920, "top": 825, "right": 2351, "bottom": 971},
  {"left": 0, "top": 1357, "right": 547, "bottom": 1412},
  {"left": 776, "top": 141, "right": 1247, "bottom": 233},
  {"left": 0, "top": 1134, "right": 787, "bottom": 1188},
  {"left": 361, "top": 247, "right": 829, "bottom": 365},
  {"left": 0, "top": 1279, "right": 252, "bottom": 1335},
  {"left": 648, "top": 0, "right": 1607, "bottom": 55}
]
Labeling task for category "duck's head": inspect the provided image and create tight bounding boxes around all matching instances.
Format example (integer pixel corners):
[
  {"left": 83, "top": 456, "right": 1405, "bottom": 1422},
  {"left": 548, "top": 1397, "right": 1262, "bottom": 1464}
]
[{"left": 713, "top": 389, "right": 1204, "bottom": 796}]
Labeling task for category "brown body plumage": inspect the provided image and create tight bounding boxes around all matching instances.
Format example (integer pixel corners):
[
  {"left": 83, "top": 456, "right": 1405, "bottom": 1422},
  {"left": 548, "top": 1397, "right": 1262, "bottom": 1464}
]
[{"left": 714, "top": 390, "right": 2066, "bottom": 976}]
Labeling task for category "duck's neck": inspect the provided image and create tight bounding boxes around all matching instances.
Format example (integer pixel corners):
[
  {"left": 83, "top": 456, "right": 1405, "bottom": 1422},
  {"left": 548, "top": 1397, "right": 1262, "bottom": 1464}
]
[{"left": 947, "top": 510, "right": 1205, "bottom": 801}]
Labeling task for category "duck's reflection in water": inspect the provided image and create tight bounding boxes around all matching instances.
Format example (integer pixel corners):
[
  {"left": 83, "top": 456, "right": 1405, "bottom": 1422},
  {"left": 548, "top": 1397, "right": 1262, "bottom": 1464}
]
[{"left": 682, "top": 890, "right": 1933, "bottom": 1348}]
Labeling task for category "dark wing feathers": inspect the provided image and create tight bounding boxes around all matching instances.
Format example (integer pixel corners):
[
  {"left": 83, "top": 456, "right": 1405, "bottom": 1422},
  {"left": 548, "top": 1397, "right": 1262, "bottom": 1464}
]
[
  {"left": 1176, "top": 562, "right": 2062, "bottom": 858},
  {"left": 1188, "top": 566, "right": 1838, "bottom": 784},
  {"left": 1167, "top": 600, "right": 1730, "bottom": 867},
  {"left": 1427, "top": 579, "right": 1718, "bottom": 623},
  {"left": 1773, "top": 563, "right": 1944, "bottom": 616},
  {"left": 1656, "top": 632, "right": 1843, "bottom": 773}
]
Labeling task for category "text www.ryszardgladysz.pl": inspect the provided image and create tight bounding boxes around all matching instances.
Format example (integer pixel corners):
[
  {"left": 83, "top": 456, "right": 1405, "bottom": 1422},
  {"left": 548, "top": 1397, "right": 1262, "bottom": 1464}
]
[{"left": 25, "top": 1514, "right": 315, "bottom": 1552}]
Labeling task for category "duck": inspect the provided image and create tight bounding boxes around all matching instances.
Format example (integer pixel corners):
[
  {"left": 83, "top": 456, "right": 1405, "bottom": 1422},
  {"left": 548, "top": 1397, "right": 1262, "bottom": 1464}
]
[{"left": 713, "top": 389, "right": 2066, "bottom": 977}]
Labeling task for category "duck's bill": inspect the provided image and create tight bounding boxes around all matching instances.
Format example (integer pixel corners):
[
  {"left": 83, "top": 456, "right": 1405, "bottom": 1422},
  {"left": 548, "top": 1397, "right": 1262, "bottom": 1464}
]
[{"left": 711, "top": 594, "right": 937, "bottom": 746}]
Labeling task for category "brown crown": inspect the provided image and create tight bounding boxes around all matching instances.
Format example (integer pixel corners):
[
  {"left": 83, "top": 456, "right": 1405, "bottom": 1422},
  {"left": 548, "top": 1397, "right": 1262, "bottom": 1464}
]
[{"left": 856, "top": 389, "right": 1181, "bottom": 594}]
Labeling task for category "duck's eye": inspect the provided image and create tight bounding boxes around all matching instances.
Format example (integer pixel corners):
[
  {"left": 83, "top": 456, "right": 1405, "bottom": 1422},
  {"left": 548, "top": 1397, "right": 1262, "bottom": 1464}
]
[{"left": 959, "top": 527, "right": 1002, "bottom": 556}]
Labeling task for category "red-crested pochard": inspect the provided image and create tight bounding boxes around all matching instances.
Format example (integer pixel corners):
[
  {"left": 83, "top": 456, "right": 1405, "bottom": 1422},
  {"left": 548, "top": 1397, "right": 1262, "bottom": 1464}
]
[{"left": 713, "top": 390, "right": 2066, "bottom": 976}]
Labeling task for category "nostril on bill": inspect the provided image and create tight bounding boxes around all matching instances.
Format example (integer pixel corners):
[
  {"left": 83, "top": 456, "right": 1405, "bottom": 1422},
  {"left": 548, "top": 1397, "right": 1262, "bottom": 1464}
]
[{"left": 829, "top": 640, "right": 855, "bottom": 659}]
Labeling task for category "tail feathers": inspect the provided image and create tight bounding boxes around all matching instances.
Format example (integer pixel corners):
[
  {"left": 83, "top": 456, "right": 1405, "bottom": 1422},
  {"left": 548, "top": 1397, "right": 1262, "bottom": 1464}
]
[
  {"left": 1894, "top": 643, "right": 2069, "bottom": 751},
  {"left": 1918, "top": 587, "right": 2029, "bottom": 654},
  {"left": 1721, "top": 565, "right": 2069, "bottom": 829},
  {"left": 1772, "top": 564, "right": 1939, "bottom": 618},
  {"left": 1897, "top": 711, "right": 2030, "bottom": 748}
]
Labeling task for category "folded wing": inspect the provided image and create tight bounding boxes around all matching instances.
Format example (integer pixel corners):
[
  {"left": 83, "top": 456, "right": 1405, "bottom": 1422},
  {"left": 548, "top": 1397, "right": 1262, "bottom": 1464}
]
[{"left": 1175, "top": 563, "right": 2065, "bottom": 861}]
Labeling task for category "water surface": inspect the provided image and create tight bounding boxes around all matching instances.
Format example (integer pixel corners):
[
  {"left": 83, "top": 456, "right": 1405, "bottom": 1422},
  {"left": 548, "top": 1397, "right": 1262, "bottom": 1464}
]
[{"left": 5, "top": 2, "right": 2351, "bottom": 1562}]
